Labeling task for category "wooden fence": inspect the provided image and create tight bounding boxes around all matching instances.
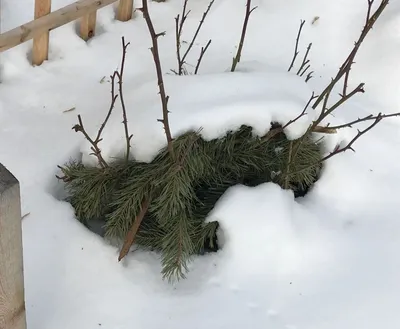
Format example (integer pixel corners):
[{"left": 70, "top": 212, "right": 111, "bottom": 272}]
[
  {"left": 0, "top": 164, "right": 25, "bottom": 329},
  {"left": 0, "top": 0, "right": 134, "bottom": 66}
]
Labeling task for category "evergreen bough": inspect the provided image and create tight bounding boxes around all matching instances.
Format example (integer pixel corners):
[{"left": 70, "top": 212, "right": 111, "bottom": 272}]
[{"left": 59, "top": 124, "right": 322, "bottom": 281}]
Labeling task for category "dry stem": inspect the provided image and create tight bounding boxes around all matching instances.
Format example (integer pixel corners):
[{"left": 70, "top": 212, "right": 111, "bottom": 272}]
[
  {"left": 139, "top": 0, "right": 174, "bottom": 158},
  {"left": 288, "top": 20, "right": 305, "bottom": 72},
  {"left": 195, "top": 39, "right": 212, "bottom": 74},
  {"left": 118, "top": 198, "right": 150, "bottom": 261},
  {"left": 115, "top": 37, "right": 133, "bottom": 163},
  {"left": 175, "top": 0, "right": 214, "bottom": 75},
  {"left": 312, "top": 0, "right": 389, "bottom": 109},
  {"left": 231, "top": 0, "right": 257, "bottom": 72}
]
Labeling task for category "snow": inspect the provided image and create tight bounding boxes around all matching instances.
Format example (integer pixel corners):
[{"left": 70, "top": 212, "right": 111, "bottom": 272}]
[{"left": 1, "top": 0, "right": 400, "bottom": 329}]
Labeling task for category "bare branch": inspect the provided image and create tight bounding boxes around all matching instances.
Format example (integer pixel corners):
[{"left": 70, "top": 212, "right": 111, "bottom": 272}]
[
  {"left": 311, "top": 83, "right": 365, "bottom": 130},
  {"left": 140, "top": 0, "right": 174, "bottom": 158},
  {"left": 115, "top": 37, "right": 132, "bottom": 163},
  {"left": 313, "top": 0, "right": 389, "bottom": 109},
  {"left": 320, "top": 113, "right": 383, "bottom": 162},
  {"left": 72, "top": 115, "right": 109, "bottom": 168},
  {"left": 175, "top": 0, "right": 214, "bottom": 75},
  {"left": 288, "top": 20, "right": 305, "bottom": 72},
  {"left": 322, "top": 112, "right": 400, "bottom": 130},
  {"left": 282, "top": 92, "right": 317, "bottom": 130},
  {"left": 194, "top": 39, "right": 212, "bottom": 74},
  {"left": 94, "top": 72, "right": 119, "bottom": 144},
  {"left": 296, "top": 42, "right": 312, "bottom": 75},
  {"left": 231, "top": 0, "right": 258, "bottom": 72},
  {"left": 305, "top": 71, "right": 314, "bottom": 83}
]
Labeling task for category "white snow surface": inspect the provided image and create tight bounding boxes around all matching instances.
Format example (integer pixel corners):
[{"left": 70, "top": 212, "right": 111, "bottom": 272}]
[{"left": 1, "top": 0, "right": 400, "bottom": 329}]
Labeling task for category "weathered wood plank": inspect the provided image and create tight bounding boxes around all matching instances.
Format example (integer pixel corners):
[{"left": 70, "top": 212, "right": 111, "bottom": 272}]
[
  {"left": 32, "top": 0, "right": 52, "bottom": 65},
  {"left": 80, "top": 11, "right": 97, "bottom": 41},
  {"left": 0, "top": 0, "right": 119, "bottom": 53},
  {"left": 0, "top": 164, "right": 26, "bottom": 329},
  {"left": 116, "top": 0, "right": 134, "bottom": 22}
]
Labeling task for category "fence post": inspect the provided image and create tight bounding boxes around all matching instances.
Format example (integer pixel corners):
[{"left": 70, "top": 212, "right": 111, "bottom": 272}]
[
  {"left": 116, "top": 0, "right": 134, "bottom": 22},
  {"left": 32, "top": 0, "right": 51, "bottom": 66},
  {"left": 0, "top": 164, "right": 27, "bottom": 329},
  {"left": 80, "top": 11, "right": 97, "bottom": 41}
]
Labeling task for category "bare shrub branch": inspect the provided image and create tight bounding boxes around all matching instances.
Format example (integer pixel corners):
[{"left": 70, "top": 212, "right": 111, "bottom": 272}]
[
  {"left": 195, "top": 39, "right": 212, "bottom": 74},
  {"left": 320, "top": 114, "right": 383, "bottom": 162},
  {"left": 174, "top": 0, "right": 215, "bottom": 75},
  {"left": 312, "top": 0, "right": 389, "bottom": 109},
  {"left": 115, "top": 37, "right": 133, "bottom": 163},
  {"left": 322, "top": 112, "right": 400, "bottom": 130},
  {"left": 288, "top": 20, "right": 305, "bottom": 72},
  {"left": 69, "top": 37, "right": 133, "bottom": 168},
  {"left": 296, "top": 42, "right": 312, "bottom": 75},
  {"left": 231, "top": 0, "right": 258, "bottom": 72},
  {"left": 138, "top": 0, "right": 174, "bottom": 158}
]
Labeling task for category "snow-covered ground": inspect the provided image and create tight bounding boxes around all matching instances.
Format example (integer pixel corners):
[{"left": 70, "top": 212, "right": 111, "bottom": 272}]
[{"left": 1, "top": 0, "right": 400, "bottom": 328}]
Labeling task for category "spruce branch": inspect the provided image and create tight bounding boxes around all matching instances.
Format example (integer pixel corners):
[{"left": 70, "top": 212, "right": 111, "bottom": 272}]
[
  {"left": 231, "top": 0, "right": 258, "bottom": 72},
  {"left": 138, "top": 0, "right": 174, "bottom": 158},
  {"left": 118, "top": 198, "right": 150, "bottom": 261},
  {"left": 194, "top": 39, "right": 212, "bottom": 74},
  {"left": 174, "top": 0, "right": 214, "bottom": 75},
  {"left": 115, "top": 37, "right": 133, "bottom": 163},
  {"left": 288, "top": 20, "right": 305, "bottom": 72},
  {"left": 312, "top": 0, "right": 389, "bottom": 109}
]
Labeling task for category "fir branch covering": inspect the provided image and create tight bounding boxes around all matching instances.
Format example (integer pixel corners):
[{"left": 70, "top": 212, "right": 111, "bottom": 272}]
[{"left": 59, "top": 124, "right": 322, "bottom": 281}]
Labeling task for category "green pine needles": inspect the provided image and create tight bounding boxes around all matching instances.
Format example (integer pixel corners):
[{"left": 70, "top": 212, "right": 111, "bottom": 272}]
[{"left": 58, "top": 124, "right": 322, "bottom": 281}]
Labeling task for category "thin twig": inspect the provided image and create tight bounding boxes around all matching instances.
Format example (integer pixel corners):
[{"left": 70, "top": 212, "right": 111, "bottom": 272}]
[
  {"left": 231, "top": 0, "right": 258, "bottom": 72},
  {"left": 194, "top": 39, "right": 212, "bottom": 74},
  {"left": 115, "top": 37, "right": 133, "bottom": 163},
  {"left": 313, "top": 0, "right": 389, "bottom": 109},
  {"left": 181, "top": 0, "right": 214, "bottom": 73},
  {"left": 174, "top": 0, "right": 190, "bottom": 76},
  {"left": 322, "top": 112, "right": 400, "bottom": 130},
  {"left": 175, "top": 0, "right": 214, "bottom": 75},
  {"left": 95, "top": 72, "right": 118, "bottom": 144},
  {"left": 305, "top": 71, "right": 314, "bottom": 82},
  {"left": 312, "top": 83, "right": 365, "bottom": 130},
  {"left": 296, "top": 42, "right": 312, "bottom": 75},
  {"left": 299, "top": 64, "right": 311, "bottom": 77},
  {"left": 72, "top": 115, "right": 109, "bottom": 168},
  {"left": 288, "top": 20, "right": 305, "bottom": 72},
  {"left": 138, "top": 0, "right": 175, "bottom": 158},
  {"left": 320, "top": 113, "right": 383, "bottom": 162},
  {"left": 282, "top": 92, "right": 317, "bottom": 130}
]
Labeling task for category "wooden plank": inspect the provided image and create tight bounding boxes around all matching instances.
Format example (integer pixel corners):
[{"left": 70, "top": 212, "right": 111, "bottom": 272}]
[
  {"left": 116, "top": 0, "right": 134, "bottom": 22},
  {"left": 0, "top": 0, "right": 119, "bottom": 53},
  {"left": 32, "top": 0, "right": 52, "bottom": 66},
  {"left": 80, "top": 11, "right": 97, "bottom": 41},
  {"left": 0, "top": 164, "right": 26, "bottom": 329}
]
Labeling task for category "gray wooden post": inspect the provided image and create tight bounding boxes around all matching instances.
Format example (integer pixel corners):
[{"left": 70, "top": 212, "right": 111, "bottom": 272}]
[{"left": 0, "top": 164, "right": 27, "bottom": 329}]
